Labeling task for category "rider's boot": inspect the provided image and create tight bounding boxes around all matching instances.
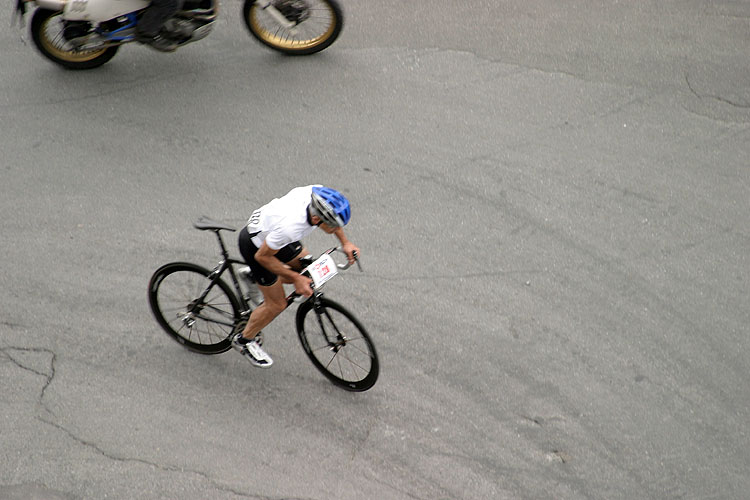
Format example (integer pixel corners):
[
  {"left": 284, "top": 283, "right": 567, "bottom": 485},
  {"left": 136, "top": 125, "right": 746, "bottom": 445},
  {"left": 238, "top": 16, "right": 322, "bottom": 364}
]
[{"left": 135, "top": 30, "right": 179, "bottom": 52}]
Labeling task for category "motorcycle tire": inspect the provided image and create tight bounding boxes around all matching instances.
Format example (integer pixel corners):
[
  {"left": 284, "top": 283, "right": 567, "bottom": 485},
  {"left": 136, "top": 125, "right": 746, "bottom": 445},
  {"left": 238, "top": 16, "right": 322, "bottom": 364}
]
[
  {"left": 31, "top": 9, "right": 119, "bottom": 70},
  {"left": 242, "top": 0, "right": 343, "bottom": 55}
]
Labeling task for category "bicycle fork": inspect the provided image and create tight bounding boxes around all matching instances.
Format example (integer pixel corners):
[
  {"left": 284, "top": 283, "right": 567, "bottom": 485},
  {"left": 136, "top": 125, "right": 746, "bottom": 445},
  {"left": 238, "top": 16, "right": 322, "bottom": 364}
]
[
  {"left": 289, "top": 292, "right": 346, "bottom": 351},
  {"left": 313, "top": 298, "right": 347, "bottom": 352}
]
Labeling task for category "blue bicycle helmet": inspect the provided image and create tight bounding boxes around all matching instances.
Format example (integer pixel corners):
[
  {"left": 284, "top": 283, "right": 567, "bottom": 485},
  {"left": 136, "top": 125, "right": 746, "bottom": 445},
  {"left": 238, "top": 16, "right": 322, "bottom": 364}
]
[{"left": 311, "top": 186, "right": 351, "bottom": 227}]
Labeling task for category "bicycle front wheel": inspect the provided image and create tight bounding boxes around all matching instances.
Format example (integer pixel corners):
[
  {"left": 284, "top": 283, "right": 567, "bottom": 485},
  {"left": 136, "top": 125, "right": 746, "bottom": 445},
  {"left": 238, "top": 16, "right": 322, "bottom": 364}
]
[
  {"left": 148, "top": 262, "right": 241, "bottom": 354},
  {"left": 296, "top": 297, "right": 379, "bottom": 391}
]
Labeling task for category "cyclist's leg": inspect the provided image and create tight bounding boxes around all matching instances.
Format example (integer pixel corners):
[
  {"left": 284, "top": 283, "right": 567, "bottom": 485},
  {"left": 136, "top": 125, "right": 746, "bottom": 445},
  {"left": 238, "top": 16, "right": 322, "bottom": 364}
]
[
  {"left": 239, "top": 229, "right": 306, "bottom": 281},
  {"left": 239, "top": 226, "right": 277, "bottom": 286},
  {"left": 237, "top": 232, "right": 303, "bottom": 339},
  {"left": 277, "top": 244, "right": 311, "bottom": 280},
  {"left": 241, "top": 280, "right": 288, "bottom": 339}
]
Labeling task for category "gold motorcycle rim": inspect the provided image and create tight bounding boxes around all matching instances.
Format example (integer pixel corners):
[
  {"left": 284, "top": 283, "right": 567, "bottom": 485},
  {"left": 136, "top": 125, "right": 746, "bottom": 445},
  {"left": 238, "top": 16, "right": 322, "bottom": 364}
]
[
  {"left": 248, "top": 2, "right": 336, "bottom": 50},
  {"left": 41, "top": 14, "right": 108, "bottom": 62}
]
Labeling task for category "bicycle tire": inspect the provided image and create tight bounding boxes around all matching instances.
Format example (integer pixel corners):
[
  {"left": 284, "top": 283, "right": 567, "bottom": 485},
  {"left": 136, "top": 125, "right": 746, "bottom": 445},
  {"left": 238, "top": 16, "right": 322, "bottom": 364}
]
[
  {"left": 148, "top": 262, "right": 241, "bottom": 354},
  {"left": 295, "top": 297, "right": 379, "bottom": 391}
]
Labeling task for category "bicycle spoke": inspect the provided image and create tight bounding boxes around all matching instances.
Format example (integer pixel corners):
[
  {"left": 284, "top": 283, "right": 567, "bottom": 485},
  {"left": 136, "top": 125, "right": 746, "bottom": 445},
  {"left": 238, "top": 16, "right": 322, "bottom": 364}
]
[
  {"left": 309, "top": 343, "right": 333, "bottom": 353},
  {"left": 325, "top": 346, "right": 367, "bottom": 380},
  {"left": 338, "top": 348, "right": 369, "bottom": 374},
  {"left": 298, "top": 298, "right": 377, "bottom": 390},
  {"left": 330, "top": 352, "right": 343, "bottom": 379},
  {"left": 206, "top": 318, "right": 230, "bottom": 340},
  {"left": 149, "top": 263, "right": 239, "bottom": 353},
  {"left": 340, "top": 338, "right": 372, "bottom": 358},
  {"left": 159, "top": 304, "right": 190, "bottom": 315}
]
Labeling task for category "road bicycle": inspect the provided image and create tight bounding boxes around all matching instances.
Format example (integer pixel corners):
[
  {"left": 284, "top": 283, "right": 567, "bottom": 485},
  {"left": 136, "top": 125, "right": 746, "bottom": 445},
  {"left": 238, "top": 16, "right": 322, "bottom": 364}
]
[{"left": 147, "top": 216, "right": 379, "bottom": 391}]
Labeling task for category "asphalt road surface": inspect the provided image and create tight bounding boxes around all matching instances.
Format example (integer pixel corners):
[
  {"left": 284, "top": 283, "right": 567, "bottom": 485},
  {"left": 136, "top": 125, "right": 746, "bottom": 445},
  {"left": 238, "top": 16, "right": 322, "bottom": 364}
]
[{"left": 2, "top": 1, "right": 749, "bottom": 499}]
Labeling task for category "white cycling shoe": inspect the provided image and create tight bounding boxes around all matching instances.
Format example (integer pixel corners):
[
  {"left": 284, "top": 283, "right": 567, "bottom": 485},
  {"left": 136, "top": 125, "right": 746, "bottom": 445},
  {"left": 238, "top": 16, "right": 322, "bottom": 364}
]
[{"left": 232, "top": 332, "right": 273, "bottom": 368}]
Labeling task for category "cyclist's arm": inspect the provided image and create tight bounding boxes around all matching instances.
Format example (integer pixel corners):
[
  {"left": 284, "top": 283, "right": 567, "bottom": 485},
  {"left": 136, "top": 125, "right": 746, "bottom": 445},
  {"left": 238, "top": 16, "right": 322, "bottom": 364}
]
[{"left": 333, "top": 227, "right": 360, "bottom": 264}]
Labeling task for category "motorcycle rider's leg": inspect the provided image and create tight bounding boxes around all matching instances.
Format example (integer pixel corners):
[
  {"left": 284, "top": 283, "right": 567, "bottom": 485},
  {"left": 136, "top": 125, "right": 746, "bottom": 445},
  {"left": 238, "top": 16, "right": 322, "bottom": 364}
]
[{"left": 135, "top": 0, "right": 184, "bottom": 52}]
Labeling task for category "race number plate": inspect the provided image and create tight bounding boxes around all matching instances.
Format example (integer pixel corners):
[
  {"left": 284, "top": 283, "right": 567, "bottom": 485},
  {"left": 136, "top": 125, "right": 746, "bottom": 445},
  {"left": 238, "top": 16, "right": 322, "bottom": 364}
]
[{"left": 306, "top": 253, "right": 338, "bottom": 289}]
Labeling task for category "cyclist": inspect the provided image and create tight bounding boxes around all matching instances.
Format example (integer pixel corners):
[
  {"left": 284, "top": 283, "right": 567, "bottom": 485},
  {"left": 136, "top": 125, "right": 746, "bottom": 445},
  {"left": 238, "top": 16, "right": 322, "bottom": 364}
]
[{"left": 233, "top": 185, "right": 360, "bottom": 368}]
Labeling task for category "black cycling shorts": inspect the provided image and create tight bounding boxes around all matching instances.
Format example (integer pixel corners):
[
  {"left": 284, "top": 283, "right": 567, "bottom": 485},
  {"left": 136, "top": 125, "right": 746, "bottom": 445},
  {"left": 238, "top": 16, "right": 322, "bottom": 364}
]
[{"left": 238, "top": 226, "right": 303, "bottom": 287}]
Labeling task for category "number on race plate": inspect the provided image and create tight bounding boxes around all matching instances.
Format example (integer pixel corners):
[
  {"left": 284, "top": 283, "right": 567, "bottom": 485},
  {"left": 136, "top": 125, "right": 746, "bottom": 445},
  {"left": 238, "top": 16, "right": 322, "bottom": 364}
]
[{"left": 305, "top": 254, "right": 338, "bottom": 289}]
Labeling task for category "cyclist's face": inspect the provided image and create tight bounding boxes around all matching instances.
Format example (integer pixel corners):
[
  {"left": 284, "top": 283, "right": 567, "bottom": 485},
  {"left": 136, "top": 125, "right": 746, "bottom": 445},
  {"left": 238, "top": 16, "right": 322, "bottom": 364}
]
[
  {"left": 311, "top": 214, "right": 339, "bottom": 233},
  {"left": 319, "top": 222, "right": 338, "bottom": 234}
]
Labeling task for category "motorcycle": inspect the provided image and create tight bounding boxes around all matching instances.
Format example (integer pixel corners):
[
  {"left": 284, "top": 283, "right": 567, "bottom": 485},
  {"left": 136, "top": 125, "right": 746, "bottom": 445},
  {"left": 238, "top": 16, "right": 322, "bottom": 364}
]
[{"left": 13, "top": 0, "right": 343, "bottom": 69}]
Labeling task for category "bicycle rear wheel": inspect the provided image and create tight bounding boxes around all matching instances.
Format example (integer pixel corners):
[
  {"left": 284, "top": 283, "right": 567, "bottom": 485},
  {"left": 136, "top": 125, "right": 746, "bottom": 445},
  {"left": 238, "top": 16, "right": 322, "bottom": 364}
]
[
  {"left": 295, "top": 297, "right": 379, "bottom": 391},
  {"left": 148, "top": 262, "right": 240, "bottom": 354}
]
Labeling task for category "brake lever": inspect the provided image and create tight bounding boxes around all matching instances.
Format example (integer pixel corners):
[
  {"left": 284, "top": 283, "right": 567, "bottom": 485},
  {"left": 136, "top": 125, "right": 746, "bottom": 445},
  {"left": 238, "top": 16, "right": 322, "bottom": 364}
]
[{"left": 333, "top": 248, "right": 363, "bottom": 271}]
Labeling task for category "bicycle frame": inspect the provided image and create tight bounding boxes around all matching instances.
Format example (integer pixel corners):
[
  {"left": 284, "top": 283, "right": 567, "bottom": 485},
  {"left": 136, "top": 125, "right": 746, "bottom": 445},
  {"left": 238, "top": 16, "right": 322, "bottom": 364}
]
[
  {"left": 149, "top": 217, "right": 377, "bottom": 390},
  {"left": 190, "top": 229, "right": 253, "bottom": 319},
  {"left": 189, "top": 217, "right": 360, "bottom": 328}
]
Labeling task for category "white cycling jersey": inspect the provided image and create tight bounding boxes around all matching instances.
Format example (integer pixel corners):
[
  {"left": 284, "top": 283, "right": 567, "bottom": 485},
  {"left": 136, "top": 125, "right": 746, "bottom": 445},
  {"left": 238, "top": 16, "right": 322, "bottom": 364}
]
[{"left": 246, "top": 185, "right": 320, "bottom": 250}]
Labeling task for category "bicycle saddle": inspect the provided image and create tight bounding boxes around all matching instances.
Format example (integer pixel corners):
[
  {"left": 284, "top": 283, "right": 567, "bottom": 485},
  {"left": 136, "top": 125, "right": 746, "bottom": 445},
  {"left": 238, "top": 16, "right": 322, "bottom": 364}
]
[{"left": 193, "top": 216, "right": 237, "bottom": 232}]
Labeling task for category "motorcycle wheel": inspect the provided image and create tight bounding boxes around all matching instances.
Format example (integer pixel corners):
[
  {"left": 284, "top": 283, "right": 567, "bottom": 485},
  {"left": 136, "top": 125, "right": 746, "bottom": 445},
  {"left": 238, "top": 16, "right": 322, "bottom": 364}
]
[
  {"left": 31, "top": 9, "right": 119, "bottom": 70},
  {"left": 242, "top": 0, "right": 343, "bottom": 55}
]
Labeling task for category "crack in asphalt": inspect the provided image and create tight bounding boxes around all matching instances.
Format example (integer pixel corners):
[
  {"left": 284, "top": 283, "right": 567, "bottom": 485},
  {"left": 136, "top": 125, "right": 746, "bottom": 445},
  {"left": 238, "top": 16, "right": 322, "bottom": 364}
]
[
  {"left": 0, "top": 345, "right": 56, "bottom": 412},
  {"left": 38, "top": 415, "right": 300, "bottom": 500},
  {"left": 451, "top": 48, "right": 750, "bottom": 126},
  {"left": 0, "top": 343, "right": 318, "bottom": 500},
  {"left": 685, "top": 72, "right": 750, "bottom": 109}
]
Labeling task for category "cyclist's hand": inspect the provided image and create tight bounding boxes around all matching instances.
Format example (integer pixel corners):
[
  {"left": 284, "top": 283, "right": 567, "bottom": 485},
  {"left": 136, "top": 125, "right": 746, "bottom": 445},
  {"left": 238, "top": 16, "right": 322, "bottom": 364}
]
[
  {"left": 294, "top": 274, "right": 314, "bottom": 297},
  {"left": 342, "top": 242, "right": 360, "bottom": 265}
]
